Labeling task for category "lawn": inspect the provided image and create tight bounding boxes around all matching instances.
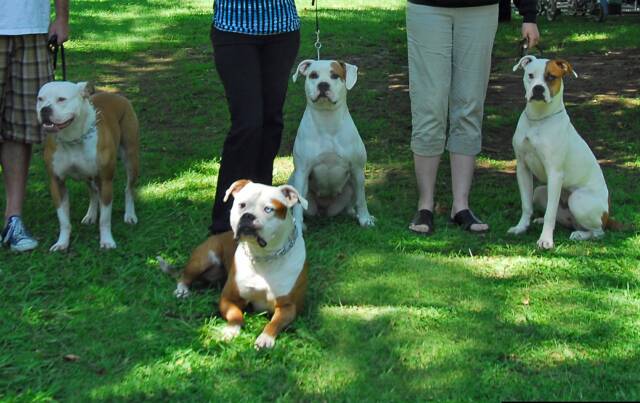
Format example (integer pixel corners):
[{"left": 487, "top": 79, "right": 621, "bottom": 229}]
[{"left": 1, "top": 0, "right": 639, "bottom": 401}]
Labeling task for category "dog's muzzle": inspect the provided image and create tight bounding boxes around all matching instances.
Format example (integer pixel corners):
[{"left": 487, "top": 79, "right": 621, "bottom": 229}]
[
  {"left": 530, "top": 85, "right": 546, "bottom": 102},
  {"left": 235, "top": 213, "right": 267, "bottom": 247},
  {"left": 39, "top": 107, "right": 74, "bottom": 132}
]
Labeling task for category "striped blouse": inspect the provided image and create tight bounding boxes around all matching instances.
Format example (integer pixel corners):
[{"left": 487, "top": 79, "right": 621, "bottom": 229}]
[{"left": 213, "top": 0, "right": 300, "bottom": 35}]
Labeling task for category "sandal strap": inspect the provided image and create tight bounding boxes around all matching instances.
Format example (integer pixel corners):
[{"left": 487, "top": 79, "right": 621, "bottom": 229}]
[
  {"left": 412, "top": 209, "right": 434, "bottom": 226},
  {"left": 451, "top": 209, "right": 485, "bottom": 231}
]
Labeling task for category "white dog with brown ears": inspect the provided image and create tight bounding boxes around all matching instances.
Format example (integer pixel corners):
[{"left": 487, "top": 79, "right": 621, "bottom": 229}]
[
  {"left": 509, "top": 55, "right": 620, "bottom": 249},
  {"left": 288, "top": 59, "right": 374, "bottom": 230},
  {"left": 37, "top": 81, "right": 139, "bottom": 251},
  {"left": 160, "top": 180, "right": 308, "bottom": 350}
]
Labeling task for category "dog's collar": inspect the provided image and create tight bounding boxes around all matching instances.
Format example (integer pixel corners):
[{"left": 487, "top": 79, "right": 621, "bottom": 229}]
[
  {"left": 242, "top": 218, "right": 299, "bottom": 263},
  {"left": 525, "top": 108, "right": 565, "bottom": 122},
  {"left": 55, "top": 122, "right": 97, "bottom": 147}
]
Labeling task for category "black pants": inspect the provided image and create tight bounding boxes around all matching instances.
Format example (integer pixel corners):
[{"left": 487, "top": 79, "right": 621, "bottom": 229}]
[{"left": 209, "top": 27, "right": 300, "bottom": 234}]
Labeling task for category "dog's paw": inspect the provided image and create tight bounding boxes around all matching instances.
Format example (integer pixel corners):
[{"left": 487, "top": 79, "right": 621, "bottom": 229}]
[
  {"left": 81, "top": 214, "right": 97, "bottom": 225},
  {"left": 49, "top": 241, "right": 69, "bottom": 252},
  {"left": 536, "top": 237, "right": 554, "bottom": 249},
  {"left": 124, "top": 213, "right": 138, "bottom": 225},
  {"left": 507, "top": 225, "right": 528, "bottom": 235},
  {"left": 100, "top": 238, "right": 117, "bottom": 249},
  {"left": 570, "top": 230, "right": 593, "bottom": 241},
  {"left": 532, "top": 217, "right": 544, "bottom": 225},
  {"left": 220, "top": 324, "right": 241, "bottom": 341},
  {"left": 254, "top": 332, "right": 276, "bottom": 350},
  {"left": 358, "top": 214, "right": 376, "bottom": 227},
  {"left": 174, "top": 283, "right": 190, "bottom": 298}
]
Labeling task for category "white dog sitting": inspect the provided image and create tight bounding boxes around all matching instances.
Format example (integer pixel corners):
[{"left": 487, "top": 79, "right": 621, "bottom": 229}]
[
  {"left": 288, "top": 59, "right": 374, "bottom": 229},
  {"left": 509, "top": 55, "right": 620, "bottom": 249}
]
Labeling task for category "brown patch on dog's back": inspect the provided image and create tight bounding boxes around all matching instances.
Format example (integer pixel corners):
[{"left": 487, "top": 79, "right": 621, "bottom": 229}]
[
  {"left": 331, "top": 61, "right": 346, "bottom": 81},
  {"left": 271, "top": 199, "right": 288, "bottom": 220}
]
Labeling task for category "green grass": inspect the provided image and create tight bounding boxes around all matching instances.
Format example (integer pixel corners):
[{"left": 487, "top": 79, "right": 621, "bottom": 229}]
[{"left": 1, "top": 0, "right": 640, "bottom": 401}]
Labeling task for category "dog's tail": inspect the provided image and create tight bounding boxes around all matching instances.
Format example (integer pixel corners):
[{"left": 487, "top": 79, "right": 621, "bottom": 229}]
[
  {"left": 157, "top": 256, "right": 180, "bottom": 278},
  {"left": 604, "top": 216, "right": 625, "bottom": 231},
  {"left": 604, "top": 200, "right": 629, "bottom": 231}
]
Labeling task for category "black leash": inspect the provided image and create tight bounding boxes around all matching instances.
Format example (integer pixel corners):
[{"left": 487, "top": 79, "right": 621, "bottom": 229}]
[
  {"left": 518, "top": 38, "right": 544, "bottom": 58},
  {"left": 47, "top": 35, "right": 67, "bottom": 81},
  {"left": 311, "top": 0, "right": 321, "bottom": 60}
]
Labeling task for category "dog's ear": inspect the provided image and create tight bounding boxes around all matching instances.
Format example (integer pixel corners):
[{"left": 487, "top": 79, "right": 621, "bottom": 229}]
[
  {"left": 278, "top": 185, "right": 308, "bottom": 210},
  {"left": 292, "top": 59, "right": 314, "bottom": 83},
  {"left": 512, "top": 55, "right": 536, "bottom": 72},
  {"left": 552, "top": 59, "right": 578, "bottom": 78},
  {"left": 223, "top": 179, "right": 252, "bottom": 202},
  {"left": 77, "top": 81, "right": 95, "bottom": 98},
  {"left": 339, "top": 61, "right": 358, "bottom": 90}
]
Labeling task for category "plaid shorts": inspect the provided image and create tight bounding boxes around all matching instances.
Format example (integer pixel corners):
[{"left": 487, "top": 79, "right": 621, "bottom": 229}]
[{"left": 0, "top": 34, "right": 54, "bottom": 144}]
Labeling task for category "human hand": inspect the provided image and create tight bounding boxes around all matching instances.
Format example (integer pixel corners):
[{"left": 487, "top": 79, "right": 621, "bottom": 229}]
[
  {"left": 521, "top": 23, "right": 540, "bottom": 49},
  {"left": 48, "top": 17, "right": 69, "bottom": 44}
]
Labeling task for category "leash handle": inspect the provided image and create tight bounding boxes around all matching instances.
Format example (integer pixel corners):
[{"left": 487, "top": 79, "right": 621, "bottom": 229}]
[
  {"left": 47, "top": 35, "right": 67, "bottom": 81},
  {"left": 519, "top": 38, "right": 543, "bottom": 58}
]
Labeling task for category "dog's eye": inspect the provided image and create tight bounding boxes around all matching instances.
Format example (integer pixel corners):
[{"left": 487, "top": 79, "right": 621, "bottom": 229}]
[
  {"left": 37, "top": 97, "right": 43, "bottom": 102},
  {"left": 330, "top": 73, "right": 339, "bottom": 80},
  {"left": 546, "top": 74, "right": 556, "bottom": 81},
  {"left": 239, "top": 202, "right": 246, "bottom": 209},
  {"left": 309, "top": 72, "right": 319, "bottom": 79},
  {"left": 528, "top": 73, "right": 534, "bottom": 79},
  {"left": 264, "top": 206, "right": 274, "bottom": 214},
  {"left": 57, "top": 97, "right": 66, "bottom": 102}
]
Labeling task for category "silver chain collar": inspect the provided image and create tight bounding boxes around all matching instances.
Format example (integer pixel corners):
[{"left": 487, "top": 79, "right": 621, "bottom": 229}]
[
  {"left": 241, "top": 219, "right": 299, "bottom": 264},
  {"left": 525, "top": 108, "right": 566, "bottom": 122},
  {"left": 55, "top": 122, "right": 97, "bottom": 147}
]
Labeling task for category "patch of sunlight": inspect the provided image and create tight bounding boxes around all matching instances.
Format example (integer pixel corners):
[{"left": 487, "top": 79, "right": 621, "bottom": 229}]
[
  {"left": 139, "top": 160, "right": 218, "bottom": 202},
  {"left": 299, "top": 355, "right": 359, "bottom": 395},
  {"left": 592, "top": 94, "right": 640, "bottom": 108},
  {"left": 526, "top": 342, "right": 587, "bottom": 366},
  {"left": 569, "top": 32, "right": 609, "bottom": 42},
  {"left": 140, "top": 157, "right": 295, "bottom": 203},
  {"left": 477, "top": 157, "right": 515, "bottom": 171},
  {"left": 273, "top": 156, "right": 294, "bottom": 185},
  {"left": 469, "top": 256, "right": 541, "bottom": 279},
  {"left": 321, "top": 305, "right": 443, "bottom": 322},
  {"left": 89, "top": 348, "right": 218, "bottom": 400}
]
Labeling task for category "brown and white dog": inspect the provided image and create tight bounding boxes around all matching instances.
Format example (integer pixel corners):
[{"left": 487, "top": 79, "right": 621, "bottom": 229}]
[
  {"left": 37, "top": 81, "right": 139, "bottom": 251},
  {"left": 160, "top": 180, "right": 308, "bottom": 349},
  {"left": 509, "top": 56, "right": 619, "bottom": 249}
]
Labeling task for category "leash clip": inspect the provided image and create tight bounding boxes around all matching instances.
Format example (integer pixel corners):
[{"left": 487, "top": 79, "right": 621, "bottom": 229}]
[{"left": 314, "top": 30, "right": 322, "bottom": 60}]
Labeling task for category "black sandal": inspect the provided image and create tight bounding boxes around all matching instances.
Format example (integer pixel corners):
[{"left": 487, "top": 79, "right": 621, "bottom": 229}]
[
  {"left": 450, "top": 209, "right": 489, "bottom": 234},
  {"left": 409, "top": 209, "right": 435, "bottom": 236}
]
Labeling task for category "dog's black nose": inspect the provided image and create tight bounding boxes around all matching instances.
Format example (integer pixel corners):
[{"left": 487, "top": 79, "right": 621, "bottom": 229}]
[
  {"left": 40, "top": 106, "right": 52, "bottom": 123},
  {"left": 532, "top": 85, "right": 545, "bottom": 97},
  {"left": 238, "top": 213, "right": 256, "bottom": 227},
  {"left": 317, "top": 82, "right": 330, "bottom": 93}
]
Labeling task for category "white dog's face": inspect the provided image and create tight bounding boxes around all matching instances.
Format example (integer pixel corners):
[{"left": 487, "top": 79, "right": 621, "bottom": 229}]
[
  {"left": 36, "top": 81, "right": 93, "bottom": 132},
  {"left": 293, "top": 59, "right": 357, "bottom": 106},
  {"left": 224, "top": 180, "right": 307, "bottom": 248},
  {"left": 513, "top": 56, "right": 577, "bottom": 104}
]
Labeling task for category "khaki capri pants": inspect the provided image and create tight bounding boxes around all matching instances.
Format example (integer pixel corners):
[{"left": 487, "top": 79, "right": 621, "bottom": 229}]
[{"left": 407, "top": 2, "right": 498, "bottom": 157}]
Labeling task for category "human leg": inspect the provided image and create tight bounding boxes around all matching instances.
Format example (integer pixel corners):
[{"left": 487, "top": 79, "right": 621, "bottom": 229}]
[
  {"left": 447, "top": 5, "right": 498, "bottom": 232},
  {"left": 406, "top": 4, "right": 453, "bottom": 234},
  {"left": 209, "top": 28, "right": 264, "bottom": 234},
  {"left": 256, "top": 30, "right": 300, "bottom": 186}
]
